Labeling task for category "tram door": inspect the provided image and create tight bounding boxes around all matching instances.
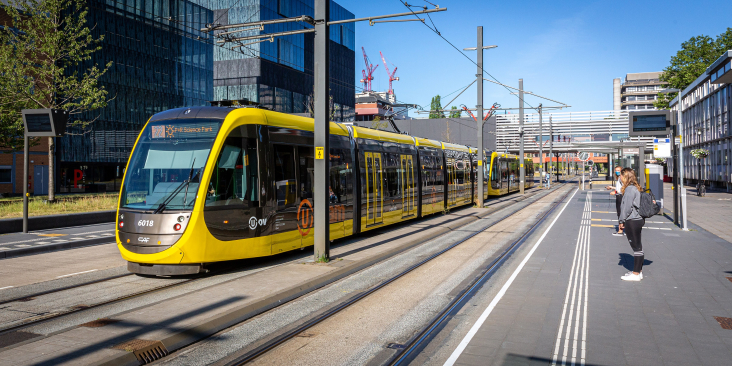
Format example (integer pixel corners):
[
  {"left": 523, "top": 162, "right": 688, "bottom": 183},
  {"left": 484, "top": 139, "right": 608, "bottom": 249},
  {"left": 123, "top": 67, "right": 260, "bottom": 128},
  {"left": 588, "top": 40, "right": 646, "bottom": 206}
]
[
  {"left": 401, "top": 154, "right": 415, "bottom": 217},
  {"left": 447, "top": 157, "right": 456, "bottom": 207},
  {"left": 365, "top": 152, "right": 383, "bottom": 226}
]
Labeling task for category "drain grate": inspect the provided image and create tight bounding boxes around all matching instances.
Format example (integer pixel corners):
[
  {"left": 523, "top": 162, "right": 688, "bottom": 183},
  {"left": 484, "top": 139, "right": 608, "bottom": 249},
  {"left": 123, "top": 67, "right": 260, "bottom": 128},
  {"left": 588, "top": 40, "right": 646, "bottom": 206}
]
[
  {"left": 80, "top": 318, "right": 119, "bottom": 328},
  {"left": 112, "top": 339, "right": 168, "bottom": 365},
  {"left": 714, "top": 316, "right": 732, "bottom": 330}
]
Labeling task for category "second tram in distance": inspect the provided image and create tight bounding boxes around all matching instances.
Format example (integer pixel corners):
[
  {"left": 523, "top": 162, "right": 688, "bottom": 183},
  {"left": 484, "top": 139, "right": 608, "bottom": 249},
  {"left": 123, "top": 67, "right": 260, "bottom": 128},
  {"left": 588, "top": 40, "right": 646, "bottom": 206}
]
[{"left": 116, "top": 107, "right": 533, "bottom": 275}]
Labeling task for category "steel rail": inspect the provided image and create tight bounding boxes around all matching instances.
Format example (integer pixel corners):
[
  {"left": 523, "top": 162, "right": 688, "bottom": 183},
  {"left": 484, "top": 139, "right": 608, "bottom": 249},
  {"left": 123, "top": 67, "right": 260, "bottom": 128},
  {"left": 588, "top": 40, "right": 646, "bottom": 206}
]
[
  {"left": 222, "top": 182, "right": 571, "bottom": 365},
  {"left": 0, "top": 272, "right": 133, "bottom": 306},
  {"left": 0, "top": 272, "right": 212, "bottom": 335},
  {"left": 387, "top": 186, "right": 576, "bottom": 365}
]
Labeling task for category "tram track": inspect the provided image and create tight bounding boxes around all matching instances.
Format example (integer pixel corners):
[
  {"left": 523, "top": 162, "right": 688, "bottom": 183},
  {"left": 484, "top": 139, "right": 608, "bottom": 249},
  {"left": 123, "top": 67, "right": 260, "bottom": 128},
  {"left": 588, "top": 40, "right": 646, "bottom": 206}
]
[{"left": 153, "top": 182, "right": 574, "bottom": 366}]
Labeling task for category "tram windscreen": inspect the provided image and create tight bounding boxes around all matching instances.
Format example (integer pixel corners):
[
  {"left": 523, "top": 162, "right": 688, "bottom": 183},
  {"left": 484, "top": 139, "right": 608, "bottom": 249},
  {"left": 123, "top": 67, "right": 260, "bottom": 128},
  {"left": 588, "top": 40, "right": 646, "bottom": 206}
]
[{"left": 120, "top": 119, "right": 222, "bottom": 211}]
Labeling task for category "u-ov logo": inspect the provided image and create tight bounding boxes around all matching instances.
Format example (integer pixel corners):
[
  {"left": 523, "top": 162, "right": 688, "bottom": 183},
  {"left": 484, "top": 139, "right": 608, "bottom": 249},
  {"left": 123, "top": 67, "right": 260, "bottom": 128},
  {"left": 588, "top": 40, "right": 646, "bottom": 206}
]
[
  {"left": 249, "top": 217, "right": 268, "bottom": 230},
  {"left": 297, "top": 199, "right": 313, "bottom": 236}
]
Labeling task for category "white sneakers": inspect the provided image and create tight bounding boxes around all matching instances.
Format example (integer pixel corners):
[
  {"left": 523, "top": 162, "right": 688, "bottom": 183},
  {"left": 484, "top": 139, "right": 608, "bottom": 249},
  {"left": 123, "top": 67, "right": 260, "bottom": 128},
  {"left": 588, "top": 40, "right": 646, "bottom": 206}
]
[{"left": 621, "top": 272, "right": 643, "bottom": 281}]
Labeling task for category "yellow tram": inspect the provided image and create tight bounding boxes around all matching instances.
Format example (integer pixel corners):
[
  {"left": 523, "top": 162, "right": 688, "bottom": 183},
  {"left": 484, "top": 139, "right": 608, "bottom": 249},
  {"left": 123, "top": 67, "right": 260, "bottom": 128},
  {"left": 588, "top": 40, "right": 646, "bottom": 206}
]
[{"left": 116, "top": 107, "right": 533, "bottom": 275}]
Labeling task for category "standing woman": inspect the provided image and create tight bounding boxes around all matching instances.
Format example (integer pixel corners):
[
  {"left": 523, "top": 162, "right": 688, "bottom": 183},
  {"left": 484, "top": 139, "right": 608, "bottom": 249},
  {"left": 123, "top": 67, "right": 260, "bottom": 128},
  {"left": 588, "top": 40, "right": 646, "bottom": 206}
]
[
  {"left": 618, "top": 168, "right": 645, "bottom": 281},
  {"left": 606, "top": 165, "right": 624, "bottom": 236}
]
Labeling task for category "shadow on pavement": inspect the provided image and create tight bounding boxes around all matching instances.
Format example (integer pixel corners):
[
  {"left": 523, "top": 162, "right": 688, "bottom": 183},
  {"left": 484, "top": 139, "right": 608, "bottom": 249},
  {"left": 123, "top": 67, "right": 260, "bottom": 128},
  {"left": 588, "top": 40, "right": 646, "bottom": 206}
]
[{"left": 618, "top": 253, "right": 653, "bottom": 271}]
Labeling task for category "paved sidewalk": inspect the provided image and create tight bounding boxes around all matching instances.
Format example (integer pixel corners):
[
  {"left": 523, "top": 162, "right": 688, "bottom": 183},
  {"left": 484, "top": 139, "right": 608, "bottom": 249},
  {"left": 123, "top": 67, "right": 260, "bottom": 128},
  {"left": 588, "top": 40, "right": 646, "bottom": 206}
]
[
  {"left": 0, "top": 223, "right": 115, "bottom": 258},
  {"left": 663, "top": 182, "right": 732, "bottom": 243},
  {"left": 447, "top": 188, "right": 732, "bottom": 366}
]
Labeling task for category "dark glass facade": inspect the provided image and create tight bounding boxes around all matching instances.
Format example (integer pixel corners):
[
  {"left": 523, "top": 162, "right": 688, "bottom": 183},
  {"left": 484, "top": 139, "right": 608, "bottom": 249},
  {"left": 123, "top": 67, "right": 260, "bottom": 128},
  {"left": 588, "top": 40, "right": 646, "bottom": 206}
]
[
  {"left": 57, "top": 0, "right": 214, "bottom": 193},
  {"left": 194, "top": 0, "right": 355, "bottom": 121}
]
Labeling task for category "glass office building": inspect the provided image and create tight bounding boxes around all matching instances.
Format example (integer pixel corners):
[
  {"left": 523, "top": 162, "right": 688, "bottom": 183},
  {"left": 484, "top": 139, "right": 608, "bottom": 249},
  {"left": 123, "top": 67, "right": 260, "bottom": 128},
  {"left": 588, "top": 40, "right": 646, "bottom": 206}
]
[
  {"left": 193, "top": 0, "right": 355, "bottom": 121},
  {"left": 57, "top": 0, "right": 214, "bottom": 193},
  {"left": 670, "top": 51, "right": 732, "bottom": 190}
]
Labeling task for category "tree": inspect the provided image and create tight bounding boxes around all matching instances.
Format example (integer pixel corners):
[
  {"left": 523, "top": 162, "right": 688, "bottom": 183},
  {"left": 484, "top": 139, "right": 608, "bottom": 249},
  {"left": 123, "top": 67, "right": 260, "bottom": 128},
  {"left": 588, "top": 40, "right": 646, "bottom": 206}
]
[
  {"left": 429, "top": 95, "right": 445, "bottom": 119},
  {"left": 449, "top": 106, "right": 461, "bottom": 118},
  {"left": 655, "top": 28, "right": 732, "bottom": 109},
  {"left": 0, "top": 0, "right": 112, "bottom": 201}
]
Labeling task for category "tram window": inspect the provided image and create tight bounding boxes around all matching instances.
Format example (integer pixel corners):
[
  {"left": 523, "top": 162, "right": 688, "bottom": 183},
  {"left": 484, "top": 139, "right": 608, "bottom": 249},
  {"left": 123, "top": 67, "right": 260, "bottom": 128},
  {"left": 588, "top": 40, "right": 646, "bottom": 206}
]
[
  {"left": 205, "top": 133, "right": 260, "bottom": 208},
  {"left": 384, "top": 153, "right": 400, "bottom": 198},
  {"left": 298, "top": 146, "right": 314, "bottom": 200},
  {"left": 328, "top": 148, "right": 346, "bottom": 204},
  {"left": 274, "top": 145, "right": 297, "bottom": 208}
]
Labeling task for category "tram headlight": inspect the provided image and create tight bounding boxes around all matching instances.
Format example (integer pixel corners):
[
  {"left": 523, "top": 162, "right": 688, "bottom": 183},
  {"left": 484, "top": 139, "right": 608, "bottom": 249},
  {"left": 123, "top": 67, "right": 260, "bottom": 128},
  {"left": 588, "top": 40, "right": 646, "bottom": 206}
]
[
  {"left": 119, "top": 214, "right": 124, "bottom": 220},
  {"left": 174, "top": 223, "right": 182, "bottom": 231},
  {"left": 177, "top": 216, "right": 185, "bottom": 223}
]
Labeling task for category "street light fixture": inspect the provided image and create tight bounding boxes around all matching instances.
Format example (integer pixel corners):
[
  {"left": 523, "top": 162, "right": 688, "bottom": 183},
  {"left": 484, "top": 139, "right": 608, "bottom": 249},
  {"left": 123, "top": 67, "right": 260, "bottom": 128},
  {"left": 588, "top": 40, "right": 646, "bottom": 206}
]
[{"left": 659, "top": 87, "right": 688, "bottom": 231}]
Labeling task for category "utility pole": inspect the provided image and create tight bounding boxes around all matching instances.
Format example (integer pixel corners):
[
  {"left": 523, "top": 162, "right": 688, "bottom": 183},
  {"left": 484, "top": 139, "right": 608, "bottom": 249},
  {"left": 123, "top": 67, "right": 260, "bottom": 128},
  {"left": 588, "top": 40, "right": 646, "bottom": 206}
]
[
  {"left": 519, "top": 78, "right": 525, "bottom": 194},
  {"left": 538, "top": 104, "right": 543, "bottom": 188},
  {"left": 313, "top": 0, "right": 330, "bottom": 261},
  {"left": 476, "top": 26, "right": 484, "bottom": 207},
  {"left": 548, "top": 116, "right": 553, "bottom": 188}
]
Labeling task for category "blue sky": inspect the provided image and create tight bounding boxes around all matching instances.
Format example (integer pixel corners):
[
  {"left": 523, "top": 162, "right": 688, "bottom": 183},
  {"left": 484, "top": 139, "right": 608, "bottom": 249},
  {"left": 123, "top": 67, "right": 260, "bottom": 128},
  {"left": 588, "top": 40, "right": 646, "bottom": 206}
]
[{"left": 342, "top": 0, "right": 732, "bottom": 117}]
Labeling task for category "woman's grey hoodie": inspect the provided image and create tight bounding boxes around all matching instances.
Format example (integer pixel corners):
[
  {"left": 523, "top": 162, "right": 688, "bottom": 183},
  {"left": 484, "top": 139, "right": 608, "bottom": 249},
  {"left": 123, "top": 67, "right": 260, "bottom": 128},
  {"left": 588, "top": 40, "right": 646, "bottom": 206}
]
[{"left": 619, "top": 185, "right": 642, "bottom": 223}]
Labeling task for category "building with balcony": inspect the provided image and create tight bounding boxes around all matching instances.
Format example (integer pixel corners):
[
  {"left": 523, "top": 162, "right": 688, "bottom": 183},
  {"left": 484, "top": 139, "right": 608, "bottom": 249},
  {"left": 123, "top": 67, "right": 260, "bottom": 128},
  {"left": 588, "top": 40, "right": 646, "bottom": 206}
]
[
  {"left": 196, "top": 0, "right": 355, "bottom": 122},
  {"left": 670, "top": 50, "right": 732, "bottom": 189},
  {"left": 614, "top": 72, "right": 666, "bottom": 111}
]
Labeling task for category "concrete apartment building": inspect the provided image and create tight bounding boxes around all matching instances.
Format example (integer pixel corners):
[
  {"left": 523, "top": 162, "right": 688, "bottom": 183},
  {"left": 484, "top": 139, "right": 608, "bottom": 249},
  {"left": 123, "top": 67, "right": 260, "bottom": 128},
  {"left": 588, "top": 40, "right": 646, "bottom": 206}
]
[{"left": 613, "top": 72, "right": 665, "bottom": 111}]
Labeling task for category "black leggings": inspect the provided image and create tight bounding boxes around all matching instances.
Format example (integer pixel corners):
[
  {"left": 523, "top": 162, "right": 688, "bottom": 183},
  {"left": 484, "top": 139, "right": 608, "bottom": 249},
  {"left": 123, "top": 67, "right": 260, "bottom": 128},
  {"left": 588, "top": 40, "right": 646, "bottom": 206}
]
[
  {"left": 615, "top": 194, "right": 623, "bottom": 229},
  {"left": 625, "top": 218, "right": 645, "bottom": 272}
]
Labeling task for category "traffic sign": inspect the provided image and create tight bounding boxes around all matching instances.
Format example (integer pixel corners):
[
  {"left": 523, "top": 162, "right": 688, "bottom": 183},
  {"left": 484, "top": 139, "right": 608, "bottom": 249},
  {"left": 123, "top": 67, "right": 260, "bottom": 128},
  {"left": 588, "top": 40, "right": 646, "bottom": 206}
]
[{"left": 653, "top": 138, "right": 671, "bottom": 158}]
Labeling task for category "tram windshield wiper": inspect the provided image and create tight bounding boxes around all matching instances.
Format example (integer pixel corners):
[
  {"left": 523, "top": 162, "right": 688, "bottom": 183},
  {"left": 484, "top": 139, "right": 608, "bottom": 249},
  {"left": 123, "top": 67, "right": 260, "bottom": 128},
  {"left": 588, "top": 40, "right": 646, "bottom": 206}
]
[{"left": 153, "top": 159, "right": 199, "bottom": 214}]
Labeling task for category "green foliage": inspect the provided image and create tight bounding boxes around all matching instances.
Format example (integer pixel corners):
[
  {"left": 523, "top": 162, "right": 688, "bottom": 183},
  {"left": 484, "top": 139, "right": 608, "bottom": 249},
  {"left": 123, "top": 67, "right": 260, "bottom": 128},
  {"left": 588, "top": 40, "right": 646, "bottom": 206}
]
[
  {"left": 449, "top": 105, "right": 461, "bottom": 118},
  {"left": 370, "top": 115, "right": 388, "bottom": 130},
  {"left": 0, "top": 0, "right": 112, "bottom": 151},
  {"left": 655, "top": 28, "right": 732, "bottom": 110},
  {"left": 429, "top": 95, "right": 445, "bottom": 119}
]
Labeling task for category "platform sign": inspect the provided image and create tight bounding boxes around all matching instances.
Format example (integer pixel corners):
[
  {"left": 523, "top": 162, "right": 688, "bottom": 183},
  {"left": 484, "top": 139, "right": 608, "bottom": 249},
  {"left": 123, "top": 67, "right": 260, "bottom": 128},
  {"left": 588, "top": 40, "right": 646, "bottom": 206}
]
[
  {"left": 22, "top": 109, "right": 68, "bottom": 137},
  {"left": 653, "top": 138, "right": 671, "bottom": 158},
  {"left": 628, "top": 110, "right": 671, "bottom": 137}
]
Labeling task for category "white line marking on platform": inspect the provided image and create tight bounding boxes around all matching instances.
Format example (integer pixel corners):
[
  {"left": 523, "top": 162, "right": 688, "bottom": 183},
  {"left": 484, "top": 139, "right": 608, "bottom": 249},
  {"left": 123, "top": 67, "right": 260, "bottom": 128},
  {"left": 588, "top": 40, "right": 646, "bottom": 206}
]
[
  {"left": 56, "top": 269, "right": 98, "bottom": 278},
  {"left": 14, "top": 244, "right": 31, "bottom": 248},
  {"left": 443, "top": 188, "right": 578, "bottom": 366},
  {"left": 0, "top": 286, "right": 13, "bottom": 290},
  {"left": 554, "top": 191, "right": 591, "bottom": 366}
]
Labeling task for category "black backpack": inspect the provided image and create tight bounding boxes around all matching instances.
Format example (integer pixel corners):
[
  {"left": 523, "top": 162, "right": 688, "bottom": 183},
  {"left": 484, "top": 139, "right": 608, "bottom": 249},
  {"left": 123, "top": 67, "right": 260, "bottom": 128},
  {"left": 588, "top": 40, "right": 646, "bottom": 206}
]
[{"left": 639, "top": 189, "right": 660, "bottom": 218}]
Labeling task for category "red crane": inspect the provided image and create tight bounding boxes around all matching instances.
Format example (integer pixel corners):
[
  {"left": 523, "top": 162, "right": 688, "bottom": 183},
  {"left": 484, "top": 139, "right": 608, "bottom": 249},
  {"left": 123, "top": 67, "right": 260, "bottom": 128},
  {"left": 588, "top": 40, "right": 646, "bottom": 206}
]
[
  {"left": 360, "top": 47, "right": 378, "bottom": 92},
  {"left": 380, "top": 51, "right": 399, "bottom": 95}
]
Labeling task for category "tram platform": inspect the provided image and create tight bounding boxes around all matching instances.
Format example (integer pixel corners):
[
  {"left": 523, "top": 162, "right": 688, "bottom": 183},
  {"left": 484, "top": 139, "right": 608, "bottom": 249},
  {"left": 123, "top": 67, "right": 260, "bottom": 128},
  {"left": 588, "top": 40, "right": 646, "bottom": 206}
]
[
  {"left": 0, "top": 187, "right": 550, "bottom": 365},
  {"left": 439, "top": 188, "right": 732, "bottom": 366}
]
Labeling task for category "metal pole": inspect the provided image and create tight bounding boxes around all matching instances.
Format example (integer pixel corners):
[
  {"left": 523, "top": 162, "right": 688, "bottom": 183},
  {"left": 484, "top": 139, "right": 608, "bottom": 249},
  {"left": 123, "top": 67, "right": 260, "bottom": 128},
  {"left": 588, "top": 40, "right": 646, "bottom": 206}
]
[
  {"left": 538, "top": 104, "right": 543, "bottom": 188},
  {"left": 23, "top": 134, "right": 29, "bottom": 233},
  {"left": 672, "top": 124, "right": 679, "bottom": 225},
  {"left": 313, "top": 0, "right": 330, "bottom": 260},
  {"left": 476, "top": 26, "right": 484, "bottom": 208},
  {"left": 519, "top": 78, "right": 525, "bottom": 194},
  {"left": 677, "top": 93, "right": 688, "bottom": 230},
  {"left": 549, "top": 116, "right": 553, "bottom": 187}
]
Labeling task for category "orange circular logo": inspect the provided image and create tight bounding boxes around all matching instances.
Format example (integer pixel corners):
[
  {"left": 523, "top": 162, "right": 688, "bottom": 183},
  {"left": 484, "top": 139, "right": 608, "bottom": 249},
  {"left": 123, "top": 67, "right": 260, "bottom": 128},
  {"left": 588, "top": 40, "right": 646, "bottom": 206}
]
[{"left": 297, "top": 199, "right": 313, "bottom": 236}]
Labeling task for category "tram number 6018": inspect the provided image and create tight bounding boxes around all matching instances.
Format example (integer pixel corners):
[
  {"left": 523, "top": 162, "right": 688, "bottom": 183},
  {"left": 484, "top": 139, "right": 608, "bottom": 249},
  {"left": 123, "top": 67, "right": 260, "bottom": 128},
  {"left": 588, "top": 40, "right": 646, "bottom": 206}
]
[{"left": 138, "top": 220, "right": 154, "bottom": 227}]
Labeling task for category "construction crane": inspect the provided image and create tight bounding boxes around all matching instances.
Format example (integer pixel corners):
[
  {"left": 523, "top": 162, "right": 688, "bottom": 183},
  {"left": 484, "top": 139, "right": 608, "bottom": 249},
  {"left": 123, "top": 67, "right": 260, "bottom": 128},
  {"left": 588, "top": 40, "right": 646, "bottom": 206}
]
[
  {"left": 380, "top": 51, "right": 399, "bottom": 95},
  {"left": 360, "top": 47, "right": 378, "bottom": 92}
]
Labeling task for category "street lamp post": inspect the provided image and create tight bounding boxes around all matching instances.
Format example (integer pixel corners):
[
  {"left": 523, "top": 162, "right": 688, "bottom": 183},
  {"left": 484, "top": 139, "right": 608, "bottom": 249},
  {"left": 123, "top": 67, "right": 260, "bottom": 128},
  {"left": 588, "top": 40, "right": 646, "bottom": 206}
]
[{"left": 463, "top": 29, "right": 496, "bottom": 208}]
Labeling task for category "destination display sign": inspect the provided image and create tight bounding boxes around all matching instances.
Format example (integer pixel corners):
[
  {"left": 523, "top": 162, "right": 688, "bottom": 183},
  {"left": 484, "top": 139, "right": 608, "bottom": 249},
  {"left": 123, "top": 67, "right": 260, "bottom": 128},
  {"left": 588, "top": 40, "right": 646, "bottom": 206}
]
[
  {"left": 151, "top": 122, "right": 220, "bottom": 139},
  {"left": 628, "top": 110, "right": 671, "bottom": 137}
]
